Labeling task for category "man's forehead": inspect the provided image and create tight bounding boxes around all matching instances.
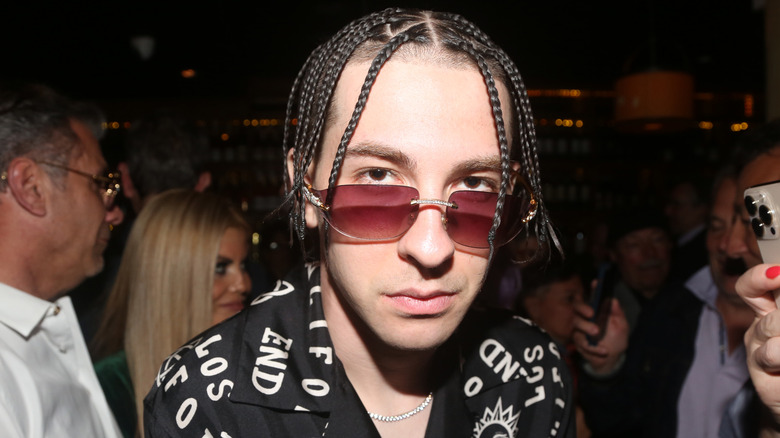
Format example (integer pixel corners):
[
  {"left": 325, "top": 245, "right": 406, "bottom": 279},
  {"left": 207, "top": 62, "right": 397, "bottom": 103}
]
[
  {"left": 738, "top": 147, "right": 780, "bottom": 192},
  {"left": 712, "top": 180, "right": 736, "bottom": 211},
  {"left": 336, "top": 58, "right": 511, "bottom": 106},
  {"left": 326, "top": 60, "right": 512, "bottom": 146}
]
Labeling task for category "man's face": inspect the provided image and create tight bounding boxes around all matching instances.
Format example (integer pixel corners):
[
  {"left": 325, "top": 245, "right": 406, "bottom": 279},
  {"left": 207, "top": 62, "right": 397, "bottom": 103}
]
[
  {"left": 665, "top": 182, "right": 706, "bottom": 236},
  {"left": 610, "top": 227, "right": 672, "bottom": 298},
  {"left": 732, "top": 147, "right": 780, "bottom": 268},
  {"left": 524, "top": 276, "right": 584, "bottom": 345},
  {"left": 707, "top": 177, "right": 744, "bottom": 297},
  {"left": 49, "top": 120, "right": 124, "bottom": 290},
  {"left": 306, "top": 60, "right": 512, "bottom": 351}
]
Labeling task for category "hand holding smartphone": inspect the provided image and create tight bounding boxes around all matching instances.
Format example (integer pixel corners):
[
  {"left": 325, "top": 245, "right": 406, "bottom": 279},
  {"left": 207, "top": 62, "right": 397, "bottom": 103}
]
[
  {"left": 587, "top": 263, "right": 616, "bottom": 346},
  {"left": 744, "top": 180, "right": 780, "bottom": 306}
]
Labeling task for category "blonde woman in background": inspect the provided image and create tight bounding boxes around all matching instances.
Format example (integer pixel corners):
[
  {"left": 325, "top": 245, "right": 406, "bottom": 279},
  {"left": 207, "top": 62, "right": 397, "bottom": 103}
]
[{"left": 92, "top": 189, "right": 252, "bottom": 438}]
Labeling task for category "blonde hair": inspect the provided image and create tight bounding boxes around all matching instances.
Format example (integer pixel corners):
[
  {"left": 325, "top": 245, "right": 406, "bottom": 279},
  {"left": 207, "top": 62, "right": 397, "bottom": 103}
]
[{"left": 92, "top": 189, "right": 250, "bottom": 437}]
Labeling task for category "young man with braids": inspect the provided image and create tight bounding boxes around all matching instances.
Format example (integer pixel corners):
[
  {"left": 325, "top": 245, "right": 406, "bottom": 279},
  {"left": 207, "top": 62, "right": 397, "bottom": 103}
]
[{"left": 144, "top": 9, "right": 573, "bottom": 437}]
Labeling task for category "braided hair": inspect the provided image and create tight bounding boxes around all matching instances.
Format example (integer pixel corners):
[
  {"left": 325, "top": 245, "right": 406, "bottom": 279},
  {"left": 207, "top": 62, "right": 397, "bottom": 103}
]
[{"left": 282, "top": 8, "right": 559, "bottom": 261}]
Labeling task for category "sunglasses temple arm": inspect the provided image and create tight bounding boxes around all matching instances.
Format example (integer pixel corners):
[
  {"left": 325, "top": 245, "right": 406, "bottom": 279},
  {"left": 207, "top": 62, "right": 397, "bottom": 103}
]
[{"left": 302, "top": 185, "right": 329, "bottom": 211}]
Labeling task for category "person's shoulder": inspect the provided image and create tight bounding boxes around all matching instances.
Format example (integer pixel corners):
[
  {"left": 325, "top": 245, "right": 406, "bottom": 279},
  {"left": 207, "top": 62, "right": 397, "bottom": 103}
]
[
  {"left": 648, "top": 278, "right": 704, "bottom": 318},
  {"left": 142, "top": 311, "right": 247, "bottom": 436},
  {"left": 144, "top": 264, "right": 319, "bottom": 435},
  {"left": 462, "top": 307, "right": 558, "bottom": 350},
  {"left": 150, "top": 311, "right": 247, "bottom": 383},
  {"left": 458, "top": 307, "right": 569, "bottom": 376},
  {"left": 456, "top": 307, "right": 575, "bottom": 437}
]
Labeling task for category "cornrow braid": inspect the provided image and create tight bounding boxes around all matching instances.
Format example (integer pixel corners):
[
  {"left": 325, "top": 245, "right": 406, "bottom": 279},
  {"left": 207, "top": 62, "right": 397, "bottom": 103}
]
[
  {"left": 325, "top": 29, "right": 415, "bottom": 190},
  {"left": 445, "top": 11, "right": 555, "bottom": 252},
  {"left": 283, "top": 8, "right": 402, "bottom": 241},
  {"left": 281, "top": 8, "right": 560, "bottom": 261},
  {"left": 482, "top": 44, "right": 558, "bottom": 253},
  {"left": 443, "top": 13, "right": 559, "bottom": 256},
  {"left": 452, "top": 38, "right": 510, "bottom": 260}
]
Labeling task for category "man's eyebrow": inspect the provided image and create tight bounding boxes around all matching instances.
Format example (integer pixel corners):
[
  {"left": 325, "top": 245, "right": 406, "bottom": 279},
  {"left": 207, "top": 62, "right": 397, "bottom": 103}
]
[
  {"left": 345, "top": 143, "right": 503, "bottom": 176},
  {"left": 345, "top": 142, "right": 416, "bottom": 171},
  {"left": 451, "top": 156, "right": 503, "bottom": 175}
]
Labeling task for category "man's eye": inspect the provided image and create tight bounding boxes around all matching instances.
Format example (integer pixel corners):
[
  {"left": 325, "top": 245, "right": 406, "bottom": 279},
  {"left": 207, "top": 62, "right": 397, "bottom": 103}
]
[
  {"left": 367, "top": 169, "right": 388, "bottom": 180},
  {"left": 709, "top": 220, "right": 725, "bottom": 233},
  {"left": 464, "top": 177, "right": 482, "bottom": 189},
  {"left": 460, "top": 176, "right": 496, "bottom": 191},
  {"left": 355, "top": 168, "right": 398, "bottom": 184}
]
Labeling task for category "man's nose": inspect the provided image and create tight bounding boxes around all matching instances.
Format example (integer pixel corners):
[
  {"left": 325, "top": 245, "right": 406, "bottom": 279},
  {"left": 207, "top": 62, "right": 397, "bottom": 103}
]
[{"left": 397, "top": 205, "right": 455, "bottom": 272}]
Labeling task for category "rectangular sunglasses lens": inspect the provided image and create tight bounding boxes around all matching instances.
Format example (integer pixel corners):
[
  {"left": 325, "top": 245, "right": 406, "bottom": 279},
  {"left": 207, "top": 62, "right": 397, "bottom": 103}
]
[
  {"left": 325, "top": 185, "right": 418, "bottom": 240},
  {"left": 495, "top": 192, "right": 530, "bottom": 245},
  {"left": 446, "top": 191, "right": 498, "bottom": 248},
  {"left": 447, "top": 191, "right": 530, "bottom": 248}
]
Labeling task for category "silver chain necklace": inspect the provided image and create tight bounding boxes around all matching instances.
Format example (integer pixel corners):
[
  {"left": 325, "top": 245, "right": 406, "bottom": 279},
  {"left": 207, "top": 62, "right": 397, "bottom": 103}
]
[{"left": 366, "top": 392, "right": 433, "bottom": 422}]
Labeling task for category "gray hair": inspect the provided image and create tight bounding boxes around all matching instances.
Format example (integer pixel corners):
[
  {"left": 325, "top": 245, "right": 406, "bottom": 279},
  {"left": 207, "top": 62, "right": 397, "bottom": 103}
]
[{"left": 0, "top": 82, "right": 105, "bottom": 190}]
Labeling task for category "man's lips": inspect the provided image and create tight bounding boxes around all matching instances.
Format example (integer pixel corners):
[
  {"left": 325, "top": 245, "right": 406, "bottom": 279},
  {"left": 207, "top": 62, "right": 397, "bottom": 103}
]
[{"left": 384, "top": 291, "right": 456, "bottom": 315}]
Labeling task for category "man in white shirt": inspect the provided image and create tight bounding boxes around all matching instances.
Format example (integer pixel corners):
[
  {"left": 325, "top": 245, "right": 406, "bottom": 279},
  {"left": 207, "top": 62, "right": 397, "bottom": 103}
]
[{"left": 0, "top": 82, "right": 125, "bottom": 437}]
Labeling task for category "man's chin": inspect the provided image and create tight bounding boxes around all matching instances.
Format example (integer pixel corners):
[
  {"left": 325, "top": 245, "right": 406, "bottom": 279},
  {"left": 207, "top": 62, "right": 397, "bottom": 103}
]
[{"left": 86, "top": 257, "right": 105, "bottom": 278}]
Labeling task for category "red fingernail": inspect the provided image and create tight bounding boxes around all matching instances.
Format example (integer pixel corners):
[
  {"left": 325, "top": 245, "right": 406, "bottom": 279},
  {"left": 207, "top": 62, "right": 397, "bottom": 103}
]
[{"left": 767, "top": 266, "right": 780, "bottom": 279}]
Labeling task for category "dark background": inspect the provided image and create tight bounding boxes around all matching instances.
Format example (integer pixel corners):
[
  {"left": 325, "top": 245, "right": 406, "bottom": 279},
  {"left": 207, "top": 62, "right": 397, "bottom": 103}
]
[
  {"left": 0, "top": 1, "right": 766, "bottom": 101},
  {"left": 1, "top": 0, "right": 766, "bottom": 241}
]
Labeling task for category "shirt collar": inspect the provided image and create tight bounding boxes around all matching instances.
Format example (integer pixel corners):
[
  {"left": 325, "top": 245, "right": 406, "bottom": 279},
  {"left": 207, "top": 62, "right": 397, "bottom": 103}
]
[
  {"left": 230, "top": 262, "right": 340, "bottom": 414},
  {"left": 684, "top": 265, "right": 718, "bottom": 308},
  {"left": 0, "top": 282, "right": 60, "bottom": 338}
]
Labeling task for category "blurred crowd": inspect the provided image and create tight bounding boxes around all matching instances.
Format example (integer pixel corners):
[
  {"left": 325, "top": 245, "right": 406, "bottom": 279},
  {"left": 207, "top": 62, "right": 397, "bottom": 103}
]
[{"left": 2, "top": 8, "right": 780, "bottom": 438}]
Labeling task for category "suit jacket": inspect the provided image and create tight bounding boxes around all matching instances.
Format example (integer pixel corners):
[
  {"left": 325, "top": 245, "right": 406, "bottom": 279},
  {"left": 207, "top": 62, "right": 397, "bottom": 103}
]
[{"left": 579, "top": 281, "right": 703, "bottom": 438}]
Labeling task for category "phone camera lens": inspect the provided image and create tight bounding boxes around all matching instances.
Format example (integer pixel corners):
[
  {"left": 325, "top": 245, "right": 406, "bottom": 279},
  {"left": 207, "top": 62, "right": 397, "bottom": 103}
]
[
  {"left": 745, "top": 196, "right": 758, "bottom": 215},
  {"left": 760, "top": 205, "right": 773, "bottom": 225},
  {"left": 752, "top": 218, "right": 765, "bottom": 237}
]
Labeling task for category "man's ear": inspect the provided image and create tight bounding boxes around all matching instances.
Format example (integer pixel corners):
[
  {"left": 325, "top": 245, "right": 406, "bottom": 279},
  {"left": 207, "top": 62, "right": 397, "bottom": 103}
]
[
  {"left": 6, "top": 158, "right": 48, "bottom": 217},
  {"left": 286, "top": 148, "right": 320, "bottom": 229},
  {"left": 194, "top": 171, "right": 212, "bottom": 192}
]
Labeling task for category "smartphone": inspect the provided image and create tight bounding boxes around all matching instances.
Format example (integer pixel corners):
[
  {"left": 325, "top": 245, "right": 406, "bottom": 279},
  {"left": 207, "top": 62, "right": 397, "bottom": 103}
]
[
  {"left": 587, "top": 263, "right": 616, "bottom": 346},
  {"left": 745, "top": 181, "right": 780, "bottom": 262},
  {"left": 744, "top": 180, "right": 780, "bottom": 306}
]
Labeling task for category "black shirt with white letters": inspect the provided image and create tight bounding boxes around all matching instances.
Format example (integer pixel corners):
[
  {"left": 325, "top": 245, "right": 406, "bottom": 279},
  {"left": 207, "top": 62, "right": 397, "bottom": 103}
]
[{"left": 144, "top": 263, "right": 574, "bottom": 437}]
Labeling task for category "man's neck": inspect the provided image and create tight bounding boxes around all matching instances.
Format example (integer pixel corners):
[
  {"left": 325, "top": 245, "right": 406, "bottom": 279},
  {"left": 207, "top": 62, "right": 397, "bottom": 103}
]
[
  {"left": 0, "top": 253, "right": 65, "bottom": 302},
  {"left": 319, "top": 273, "right": 436, "bottom": 422},
  {"left": 0, "top": 211, "right": 70, "bottom": 301}
]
